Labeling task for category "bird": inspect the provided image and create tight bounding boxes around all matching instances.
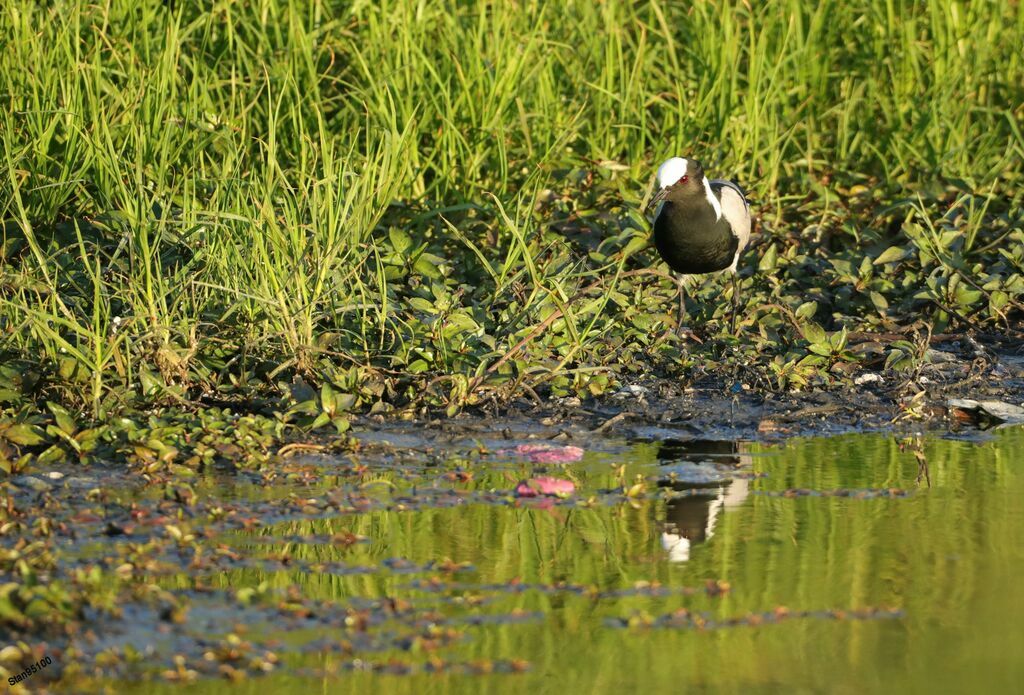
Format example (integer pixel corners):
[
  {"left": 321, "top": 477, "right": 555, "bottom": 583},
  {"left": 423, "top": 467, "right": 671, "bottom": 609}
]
[
  {"left": 657, "top": 438, "right": 751, "bottom": 563},
  {"left": 647, "top": 156, "right": 751, "bottom": 336}
]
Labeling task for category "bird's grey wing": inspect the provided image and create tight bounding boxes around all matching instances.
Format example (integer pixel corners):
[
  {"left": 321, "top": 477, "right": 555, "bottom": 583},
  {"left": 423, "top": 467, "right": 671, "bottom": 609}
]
[
  {"left": 710, "top": 179, "right": 751, "bottom": 271},
  {"left": 709, "top": 179, "right": 749, "bottom": 211}
]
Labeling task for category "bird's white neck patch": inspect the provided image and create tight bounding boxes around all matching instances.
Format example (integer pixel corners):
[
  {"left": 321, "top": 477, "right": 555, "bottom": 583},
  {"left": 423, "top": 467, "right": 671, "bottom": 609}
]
[
  {"left": 657, "top": 157, "right": 688, "bottom": 188},
  {"left": 702, "top": 177, "right": 722, "bottom": 221}
]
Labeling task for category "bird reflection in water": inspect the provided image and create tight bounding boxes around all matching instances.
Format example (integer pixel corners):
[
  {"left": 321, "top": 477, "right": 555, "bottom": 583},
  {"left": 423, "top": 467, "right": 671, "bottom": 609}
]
[{"left": 657, "top": 439, "right": 750, "bottom": 563}]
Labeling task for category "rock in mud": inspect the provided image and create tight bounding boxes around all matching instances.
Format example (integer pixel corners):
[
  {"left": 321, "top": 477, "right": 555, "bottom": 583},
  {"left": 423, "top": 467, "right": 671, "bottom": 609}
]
[
  {"left": 11, "top": 475, "right": 53, "bottom": 492},
  {"left": 948, "top": 399, "right": 1024, "bottom": 427}
]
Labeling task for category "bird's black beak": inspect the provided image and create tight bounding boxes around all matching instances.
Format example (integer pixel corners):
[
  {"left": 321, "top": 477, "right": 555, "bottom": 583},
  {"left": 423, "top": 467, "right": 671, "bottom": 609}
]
[{"left": 646, "top": 186, "right": 668, "bottom": 214}]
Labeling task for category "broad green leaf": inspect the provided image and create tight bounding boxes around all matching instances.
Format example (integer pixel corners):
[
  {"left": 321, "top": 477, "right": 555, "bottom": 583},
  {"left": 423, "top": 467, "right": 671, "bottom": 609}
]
[
  {"left": 46, "top": 402, "right": 77, "bottom": 435},
  {"left": 758, "top": 244, "right": 778, "bottom": 271},
  {"left": 795, "top": 301, "right": 818, "bottom": 320},
  {"left": 413, "top": 254, "right": 445, "bottom": 279},
  {"left": 874, "top": 246, "right": 908, "bottom": 265},
  {"left": 388, "top": 228, "right": 412, "bottom": 256},
  {"left": 800, "top": 321, "right": 827, "bottom": 345},
  {"left": 621, "top": 234, "right": 649, "bottom": 257},
  {"left": 1, "top": 424, "right": 47, "bottom": 447}
]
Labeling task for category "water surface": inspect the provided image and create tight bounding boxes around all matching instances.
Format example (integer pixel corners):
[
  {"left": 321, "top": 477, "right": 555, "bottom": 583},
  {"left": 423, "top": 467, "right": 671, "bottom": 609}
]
[{"left": 95, "top": 429, "right": 1024, "bottom": 694}]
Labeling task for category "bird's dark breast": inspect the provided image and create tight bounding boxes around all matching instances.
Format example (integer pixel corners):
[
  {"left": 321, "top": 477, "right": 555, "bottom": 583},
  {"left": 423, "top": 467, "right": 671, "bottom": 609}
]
[{"left": 653, "top": 207, "right": 738, "bottom": 275}]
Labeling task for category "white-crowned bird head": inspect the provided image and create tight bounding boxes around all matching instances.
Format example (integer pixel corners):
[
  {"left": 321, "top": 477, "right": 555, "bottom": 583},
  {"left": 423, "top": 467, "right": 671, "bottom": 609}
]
[{"left": 649, "top": 156, "right": 710, "bottom": 214}]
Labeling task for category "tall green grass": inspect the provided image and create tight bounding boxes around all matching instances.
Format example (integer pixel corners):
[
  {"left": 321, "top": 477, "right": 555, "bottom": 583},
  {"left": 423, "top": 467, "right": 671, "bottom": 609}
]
[{"left": 1, "top": 0, "right": 1022, "bottom": 417}]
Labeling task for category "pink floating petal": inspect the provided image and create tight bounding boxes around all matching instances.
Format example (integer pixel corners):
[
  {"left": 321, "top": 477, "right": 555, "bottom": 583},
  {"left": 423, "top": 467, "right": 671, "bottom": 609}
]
[
  {"left": 501, "top": 444, "right": 584, "bottom": 464},
  {"left": 532, "top": 476, "right": 575, "bottom": 497},
  {"left": 514, "top": 476, "right": 575, "bottom": 498}
]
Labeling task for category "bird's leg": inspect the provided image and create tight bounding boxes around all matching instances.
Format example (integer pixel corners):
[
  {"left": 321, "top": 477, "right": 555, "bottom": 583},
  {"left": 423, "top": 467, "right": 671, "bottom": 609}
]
[
  {"left": 675, "top": 274, "right": 690, "bottom": 338},
  {"left": 729, "top": 271, "right": 740, "bottom": 335}
]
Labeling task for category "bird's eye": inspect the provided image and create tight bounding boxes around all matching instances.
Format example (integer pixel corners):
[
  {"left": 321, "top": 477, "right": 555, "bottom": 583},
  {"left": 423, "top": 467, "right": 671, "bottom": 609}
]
[{"left": 679, "top": 175, "right": 689, "bottom": 184}]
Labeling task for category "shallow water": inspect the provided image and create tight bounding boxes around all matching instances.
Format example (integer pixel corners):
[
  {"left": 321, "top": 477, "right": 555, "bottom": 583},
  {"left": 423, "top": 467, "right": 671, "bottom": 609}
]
[{"left": 70, "top": 428, "right": 1024, "bottom": 693}]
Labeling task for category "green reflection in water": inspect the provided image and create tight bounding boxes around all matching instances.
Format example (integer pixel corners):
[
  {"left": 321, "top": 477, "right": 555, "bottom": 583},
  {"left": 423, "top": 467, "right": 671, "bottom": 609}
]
[{"left": 121, "top": 429, "right": 1024, "bottom": 694}]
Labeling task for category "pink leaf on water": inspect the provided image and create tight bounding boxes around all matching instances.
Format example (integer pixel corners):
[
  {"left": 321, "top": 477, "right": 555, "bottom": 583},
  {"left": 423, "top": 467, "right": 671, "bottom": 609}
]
[
  {"left": 514, "top": 476, "right": 575, "bottom": 498},
  {"left": 532, "top": 476, "right": 575, "bottom": 496},
  {"left": 501, "top": 444, "right": 584, "bottom": 464}
]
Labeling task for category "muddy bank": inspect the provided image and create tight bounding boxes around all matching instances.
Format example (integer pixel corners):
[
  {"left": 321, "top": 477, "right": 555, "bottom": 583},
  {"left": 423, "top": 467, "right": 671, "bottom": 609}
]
[{"left": 405, "top": 333, "right": 1024, "bottom": 440}]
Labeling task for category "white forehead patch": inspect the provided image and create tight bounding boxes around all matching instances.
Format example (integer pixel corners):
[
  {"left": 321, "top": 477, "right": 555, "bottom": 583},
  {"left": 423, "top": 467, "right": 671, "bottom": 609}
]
[{"left": 657, "top": 157, "right": 689, "bottom": 189}]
